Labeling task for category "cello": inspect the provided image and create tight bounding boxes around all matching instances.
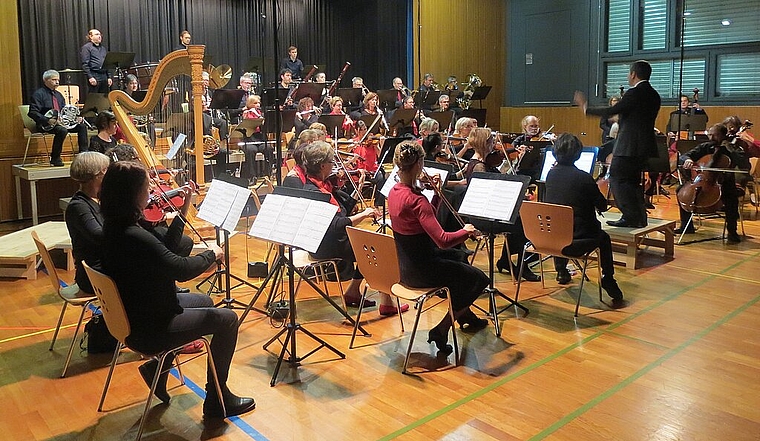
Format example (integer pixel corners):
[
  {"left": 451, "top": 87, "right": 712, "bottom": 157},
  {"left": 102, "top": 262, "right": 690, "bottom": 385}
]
[{"left": 676, "top": 143, "right": 732, "bottom": 214}]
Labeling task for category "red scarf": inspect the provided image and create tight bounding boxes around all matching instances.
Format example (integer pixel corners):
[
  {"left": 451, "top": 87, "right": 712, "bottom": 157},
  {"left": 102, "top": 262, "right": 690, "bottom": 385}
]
[
  {"left": 307, "top": 175, "right": 339, "bottom": 207},
  {"left": 294, "top": 164, "right": 307, "bottom": 184}
]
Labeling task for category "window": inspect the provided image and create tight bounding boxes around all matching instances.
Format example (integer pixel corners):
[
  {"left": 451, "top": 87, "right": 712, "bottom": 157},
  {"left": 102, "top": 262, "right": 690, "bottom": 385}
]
[
  {"left": 640, "top": 0, "right": 667, "bottom": 50},
  {"left": 605, "top": 58, "right": 705, "bottom": 99},
  {"left": 717, "top": 53, "right": 760, "bottom": 97},
  {"left": 680, "top": 0, "right": 760, "bottom": 47},
  {"left": 606, "top": 0, "right": 630, "bottom": 52}
]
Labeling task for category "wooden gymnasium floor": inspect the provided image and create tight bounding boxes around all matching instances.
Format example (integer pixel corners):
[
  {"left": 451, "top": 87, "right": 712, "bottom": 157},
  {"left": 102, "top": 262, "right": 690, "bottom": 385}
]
[{"left": 1, "top": 188, "right": 759, "bottom": 441}]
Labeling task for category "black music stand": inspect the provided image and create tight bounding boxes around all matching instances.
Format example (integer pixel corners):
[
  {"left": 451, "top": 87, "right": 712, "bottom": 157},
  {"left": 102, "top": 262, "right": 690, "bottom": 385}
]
[
  {"left": 388, "top": 108, "right": 417, "bottom": 133},
  {"left": 460, "top": 109, "right": 487, "bottom": 126},
  {"left": 459, "top": 172, "right": 531, "bottom": 336},
  {"left": 103, "top": 52, "right": 136, "bottom": 90},
  {"left": 238, "top": 187, "right": 368, "bottom": 386},
  {"left": 415, "top": 90, "right": 441, "bottom": 110},
  {"left": 359, "top": 115, "right": 383, "bottom": 134},
  {"left": 211, "top": 89, "right": 247, "bottom": 114},
  {"left": 318, "top": 114, "right": 348, "bottom": 137},
  {"left": 293, "top": 82, "right": 326, "bottom": 103},
  {"left": 80, "top": 93, "right": 111, "bottom": 117},
  {"left": 336, "top": 88, "right": 362, "bottom": 109},
  {"left": 468, "top": 86, "right": 492, "bottom": 107},
  {"left": 669, "top": 113, "right": 708, "bottom": 136},
  {"left": 261, "top": 87, "right": 290, "bottom": 108},
  {"left": 262, "top": 109, "right": 296, "bottom": 134},
  {"left": 195, "top": 174, "right": 259, "bottom": 308},
  {"left": 427, "top": 110, "right": 455, "bottom": 132},
  {"left": 376, "top": 89, "right": 401, "bottom": 111}
]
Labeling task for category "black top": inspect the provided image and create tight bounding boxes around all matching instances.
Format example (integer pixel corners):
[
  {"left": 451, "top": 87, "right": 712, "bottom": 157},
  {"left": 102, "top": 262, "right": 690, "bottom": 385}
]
[
  {"left": 680, "top": 140, "right": 749, "bottom": 173},
  {"left": 80, "top": 42, "right": 109, "bottom": 79},
  {"left": 65, "top": 191, "right": 104, "bottom": 294},
  {"left": 29, "top": 86, "right": 65, "bottom": 128},
  {"left": 586, "top": 81, "right": 661, "bottom": 158},
  {"left": 281, "top": 57, "right": 304, "bottom": 79},
  {"left": 544, "top": 164, "right": 607, "bottom": 240},
  {"left": 102, "top": 223, "right": 216, "bottom": 342},
  {"left": 88, "top": 135, "right": 116, "bottom": 154}
]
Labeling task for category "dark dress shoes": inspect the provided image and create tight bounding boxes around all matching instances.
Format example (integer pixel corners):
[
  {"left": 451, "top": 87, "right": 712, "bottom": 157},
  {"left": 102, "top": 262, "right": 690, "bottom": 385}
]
[
  {"left": 50, "top": 157, "right": 64, "bottom": 167},
  {"left": 606, "top": 219, "right": 646, "bottom": 228},
  {"left": 555, "top": 269, "right": 572, "bottom": 285},
  {"left": 138, "top": 358, "right": 172, "bottom": 404},
  {"left": 203, "top": 387, "right": 256, "bottom": 419}
]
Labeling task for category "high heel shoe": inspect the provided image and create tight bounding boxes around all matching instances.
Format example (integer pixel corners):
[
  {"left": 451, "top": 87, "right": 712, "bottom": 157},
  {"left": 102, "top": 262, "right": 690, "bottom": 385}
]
[
  {"left": 496, "top": 259, "right": 511, "bottom": 274},
  {"left": 426, "top": 328, "right": 453, "bottom": 355},
  {"left": 456, "top": 309, "right": 489, "bottom": 332}
]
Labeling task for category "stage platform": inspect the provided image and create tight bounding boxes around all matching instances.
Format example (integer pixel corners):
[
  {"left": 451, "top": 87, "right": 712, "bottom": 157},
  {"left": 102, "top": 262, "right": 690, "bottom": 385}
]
[{"left": 601, "top": 213, "right": 675, "bottom": 269}]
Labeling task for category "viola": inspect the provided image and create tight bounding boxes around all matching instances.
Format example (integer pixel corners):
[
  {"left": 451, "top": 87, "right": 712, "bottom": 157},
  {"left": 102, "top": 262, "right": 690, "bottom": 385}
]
[{"left": 143, "top": 181, "right": 198, "bottom": 224}]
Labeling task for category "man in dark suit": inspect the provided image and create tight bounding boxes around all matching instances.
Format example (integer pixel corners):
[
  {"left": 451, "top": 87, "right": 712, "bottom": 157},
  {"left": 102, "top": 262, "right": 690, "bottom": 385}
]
[
  {"left": 575, "top": 60, "right": 661, "bottom": 228},
  {"left": 544, "top": 133, "right": 624, "bottom": 306}
]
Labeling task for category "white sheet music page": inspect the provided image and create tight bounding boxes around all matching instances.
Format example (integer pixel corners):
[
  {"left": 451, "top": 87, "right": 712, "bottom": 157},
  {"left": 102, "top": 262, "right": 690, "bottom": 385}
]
[
  {"left": 197, "top": 179, "right": 252, "bottom": 232},
  {"left": 166, "top": 133, "right": 186, "bottom": 160},
  {"left": 459, "top": 178, "right": 523, "bottom": 222},
  {"left": 248, "top": 194, "right": 338, "bottom": 253},
  {"left": 380, "top": 166, "right": 449, "bottom": 203}
]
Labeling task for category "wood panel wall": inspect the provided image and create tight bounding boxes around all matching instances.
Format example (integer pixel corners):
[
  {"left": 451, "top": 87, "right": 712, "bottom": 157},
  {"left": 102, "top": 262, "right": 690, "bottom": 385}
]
[
  {"left": 500, "top": 106, "right": 760, "bottom": 145},
  {"left": 413, "top": 0, "right": 506, "bottom": 129}
]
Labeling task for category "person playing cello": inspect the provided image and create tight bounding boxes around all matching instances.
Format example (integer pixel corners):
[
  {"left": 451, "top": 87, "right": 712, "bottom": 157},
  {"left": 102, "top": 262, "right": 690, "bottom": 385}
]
[{"left": 674, "top": 123, "right": 749, "bottom": 243}]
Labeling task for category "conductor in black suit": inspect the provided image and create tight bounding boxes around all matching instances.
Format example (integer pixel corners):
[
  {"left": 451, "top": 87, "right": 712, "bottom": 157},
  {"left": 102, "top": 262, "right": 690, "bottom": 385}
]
[
  {"left": 574, "top": 60, "right": 661, "bottom": 228},
  {"left": 544, "top": 133, "right": 624, "bottom": 305}
]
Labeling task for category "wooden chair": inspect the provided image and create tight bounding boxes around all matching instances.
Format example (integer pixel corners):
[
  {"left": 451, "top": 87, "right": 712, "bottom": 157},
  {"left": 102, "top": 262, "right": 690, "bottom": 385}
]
[
  {"left": 82, "top": 262, "right": 224, "bottom": 441},
  {"left": 516, "top": 202, "right": 602, "bottom": 317},
  {"left": 31, "top": 231, "right": 97, "bottom": 378},
  {"left": 346, "top": 226, "right": 459, "bottom": 374}
]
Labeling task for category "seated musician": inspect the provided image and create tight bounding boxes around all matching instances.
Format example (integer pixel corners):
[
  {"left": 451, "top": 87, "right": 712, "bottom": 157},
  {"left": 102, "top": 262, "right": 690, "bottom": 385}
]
[
  {"left": 511, "top": 115, "right": 555, "bottom": 182},
  {"left": 238, "top": 94, "right": 273, "bottom": 183},
  {"left": 199, "top": 71, "right": 230, "bottom": 177},
  {"left": 294, "top": 97, "right": 320, "bottom": 138},
  {"left": 388, "top": 141, "right": 490, "bottom": 347},
  {"left": 283, "top": 129, "right": 321, "bottom": 189},
  {"left": 123, "top": 74, "right": 155, "bottom": 146},
  {"left": 390, "top": 96, "right": 421, "bottom": 137},
  {"left": 358, "top": 92, "right": 381, "bottom": 119},
  {"left": 544, "top": 133, "right": 624, "bottom": 305},
  {"left": 352, "top": 120, "right": 387, "bottom": 207},
  {"left": 288, "top": 141, "right": 406, "bottom": 315},
  {"left": 463, "top": 128, "right": 539, "bottom": 282},
  {"left": 674, "top": 123, "right": 748, "bottom": 243},
  {"left": 666, "top": 94, "right": 707, "bottom": 136},
  {"left": 392, "top": 77, "right": 409, "bottom": 108},
  {"left": 724, "top": 115, "right": 760, "bottom": 158},
  {"left": 279, "top": 68, "right": 296, "bottom": 109},
  {"left": 88, "top": 110, "right": 118, "bottom": 154},
  {"left": 453, "top": 117, "right": 478, "bottom": 161},
  {"left": 328, "top": 97, "right": 354, "bottom": 138},
  {"left": 599, "top": 96, "right": 620, "bottom": 144},
  {"left": 99, "top": 160, "right": 256, "bottom": 418},
  {"left": 418, "top": 117, "right": 439, "bottom": 140},
  {"left": 28, "top": 69, "right": 89, "bottom": 165},
  {"left": 423, "top": 133, "right": 465, "bottom": 187}
]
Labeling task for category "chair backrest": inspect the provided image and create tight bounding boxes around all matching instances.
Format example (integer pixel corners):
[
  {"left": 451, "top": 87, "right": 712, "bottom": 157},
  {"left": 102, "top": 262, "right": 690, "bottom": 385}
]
[
  {"left": 346, "top": 226, "right": 400, "bottom": 295},
  {"left": 82, "top": 262, "right": 131, "bottom": 344},
  {"left": 19, "top": 105, "right": 38, "bottom": 133},
  {"left": 750, "top": 157, "right": 760, "bottom": 179},
  {"left": 519, "top": 201, "right": 574, "bottom": 255},
  {"left": 31, "top": 231, "right": 63, "bottom": 297}
]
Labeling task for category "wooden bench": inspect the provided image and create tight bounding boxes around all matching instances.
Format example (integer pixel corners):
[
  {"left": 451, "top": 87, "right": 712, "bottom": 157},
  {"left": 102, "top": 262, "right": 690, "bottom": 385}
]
[
  {"left": 601, "top": 213, "right": 675, "bottom": 269},
  {"left": 0, "top": 221, "right": 72, "bottom": 279}
]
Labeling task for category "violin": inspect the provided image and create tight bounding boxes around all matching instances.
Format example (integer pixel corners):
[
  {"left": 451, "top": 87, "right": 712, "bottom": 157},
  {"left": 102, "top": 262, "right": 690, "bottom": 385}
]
[{"left": 143, "top": 181, "right": 199, "bottom": 224}]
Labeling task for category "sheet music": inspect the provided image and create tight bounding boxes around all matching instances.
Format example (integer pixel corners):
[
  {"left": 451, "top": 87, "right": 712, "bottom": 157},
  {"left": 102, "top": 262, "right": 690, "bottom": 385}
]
[
  {"left": 166, "top": 133, "right": 186, "bottom": 160},
  {"left": 197, "top": 179, "right": 252, "bottom": 232},
  {"left": 459, "top": 178, "right": 523, "bottom": 222},
  {"left": 380, "top": 166, "right": 449, "bottom": 202},
  {"left": 248, "top": 194, "right": 338, "bottom": 253}
]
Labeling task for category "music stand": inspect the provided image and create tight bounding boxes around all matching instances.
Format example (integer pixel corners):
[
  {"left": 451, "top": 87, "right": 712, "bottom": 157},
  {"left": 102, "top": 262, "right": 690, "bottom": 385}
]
[
  {"left": 103, "top": 52, "right": 136, "bottom": 90},
  {"left": 415, "top": 90, "right": 441, "bottom": 109},
  {"left": 211, "top": 89, "right": 247, "bottom": 112},
  {"left": 235, "top": 118, "right": 265, "bottom": 139},
  {"left": 293, "top": 82, "right": 326, "bottom": 103},
  {"left": 239, "top": 187, "right": 368, "bottom": 386},
  {"left": 262, "top": 109, "right": 295, "bottom": 134},
  {"left": 427, "top": 110, "right": 455, "bottom": 132},
  {"left": 469, "top": 86, "right": 492, "bottom": 107},
  {"left": 80, "top": 93, "right": 111, "bottom": 117},
  {"left": 388, "top": 108, "right": 416, "bottom": 133},
  {"left": 539, "top": 147, "right": 599, "bottom": 182},
  {"left": 668, "top": 113, "right": 708, "bottom": 135},
  {"left": 318, "top": 114, "right": 347, "bottom": 137},
  {"left": 518, "top": 140, "right": 552, "bottom": 173},
  {"left": 460, "top": 109, "right": 487, "bottom": 126},
  {"left": 335, "top": 88, "right": 362, "bottom": 108},
  {"left": 376, "top": 89, "right": 400, "bottom": 111},
  {"left": 261, "top": 87, "right": 290, "bottom": 108},
  {"left": 359, "top": 114, "right": 383, "bottom": 135},
  {"left": 195, "top": 175, "right": 259, "bottom": 308},
  {"left": 459, "top": 172, "right": 531, "bottom": 336}
]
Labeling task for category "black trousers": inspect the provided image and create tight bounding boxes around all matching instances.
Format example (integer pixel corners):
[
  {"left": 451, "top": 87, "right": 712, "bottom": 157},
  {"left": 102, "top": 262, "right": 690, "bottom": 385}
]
[
  {"left": 41, "top": 122, "right": 89, "bottom": 158},
  {"left": 609, "top": 155, "right": 647, "bottom": 225},
  {"left": 553, "top": 230, "right": 615, "bottom": 278},
  {"left": 677, "top": 180, "right": 739, "bottom": 234}
]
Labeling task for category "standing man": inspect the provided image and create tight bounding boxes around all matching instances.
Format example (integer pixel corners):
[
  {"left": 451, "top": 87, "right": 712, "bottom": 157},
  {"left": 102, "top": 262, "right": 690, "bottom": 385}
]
[
  {"left": 176, "top": 30, "right": 191, "bottom": 50},
  {"left": 280, "top": 46, "right": 303, "bottom": 80},
  {"left": 28, "top": 70, "right": 89, "bottom": 165},
  {"left": 666, "top": 93, "right": 707, "bottom": 135},
  {"left": 575, "top": 60, "right": 661, "bottom": 228},
  {"left": 81, "top": 29, "right": 112, "bottom": 94}
]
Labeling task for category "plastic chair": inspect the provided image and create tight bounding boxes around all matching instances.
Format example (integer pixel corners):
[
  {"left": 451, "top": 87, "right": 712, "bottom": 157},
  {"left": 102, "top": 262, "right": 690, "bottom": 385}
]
[
  {"left": 346, "top": 226, "right": 459, "bottom": 374},
  {"left": 82, "top": 262, "right": 225, "bottom": 441},
  {"left": 516, "top": 202, "right": 602, "bottom": 317},
  {"left": 31, "top": 231, "right": 97, "bottom": 378},
  {"left": 19, "top": 105, "right": 52, "bottom": 165}
]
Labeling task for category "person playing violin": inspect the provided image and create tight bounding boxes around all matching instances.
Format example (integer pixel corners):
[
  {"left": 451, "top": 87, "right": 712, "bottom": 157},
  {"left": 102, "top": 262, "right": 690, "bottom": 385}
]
[
  {"left": 351, "top": 120, "right": 387, "bottom": 207},
  {"left": 462, "top": 128, "right": 540, "bottom": 282},
  {"left": 290, "top": 141, "right": 406, "bottom": 315},
  {"left": 99, "top": 160, "right": 256, "bottom": 419},
  {"left": 674, "top": 123, "right": 748, "bottom": 243},
  {"left": 510, "top": 115, "right": 555, "bottom": 182},
  {"left": 388, "top": 141, "right": 490, "bottom": 350},
  {"left": 544, "top": 133, "right": 624, "bottom": 305},
  {"left": 724, "top": 115, "right": 760, "bottom": 158}
]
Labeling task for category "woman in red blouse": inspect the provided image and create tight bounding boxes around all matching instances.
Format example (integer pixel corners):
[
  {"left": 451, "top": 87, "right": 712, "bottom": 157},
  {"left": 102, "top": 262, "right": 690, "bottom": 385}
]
[{"left": 388, "top": 141, "right": 490, "bottom": 354}]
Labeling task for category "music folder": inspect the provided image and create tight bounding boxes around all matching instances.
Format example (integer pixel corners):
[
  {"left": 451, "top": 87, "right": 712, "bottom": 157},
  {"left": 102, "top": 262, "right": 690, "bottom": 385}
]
[{"left": 235, "top": 118, "right": 264, "bottom": 138}]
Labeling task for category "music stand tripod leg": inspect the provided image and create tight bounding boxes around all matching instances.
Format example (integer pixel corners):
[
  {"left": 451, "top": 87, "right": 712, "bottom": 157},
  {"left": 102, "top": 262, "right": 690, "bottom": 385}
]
[
  {"left": 483, "top": 232, "right": 528, "bottom": 326},
  {"left": 213, "top": 230, "right": 252, "bottom": 309}
]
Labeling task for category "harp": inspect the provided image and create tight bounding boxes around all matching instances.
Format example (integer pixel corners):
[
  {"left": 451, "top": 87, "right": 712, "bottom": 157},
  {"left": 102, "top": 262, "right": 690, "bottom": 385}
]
[{"left": 108, "top": 45, "right": 213, "bottom": 238}]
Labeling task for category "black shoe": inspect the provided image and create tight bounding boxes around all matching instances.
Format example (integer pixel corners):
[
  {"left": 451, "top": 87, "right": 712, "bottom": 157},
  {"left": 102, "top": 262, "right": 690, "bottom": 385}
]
[
  {"left": 674, "top": 226, "right": 695, "bottom": 235},
  {"left": 175, "top": 284, "right": 190, "bottom": 293},
  {"left": 203, "top": 387, "right": 256, "bottom": 419},
  {"left": 601, "top": 277, "right": 623, "bottom": 301},
  {"left": 496, "top": 259, "right": 511, "bottom": 274},
  {"left": 427, "top": 327, "right": 453, "bottom": 355},
  {"left": 513, "top": 263, "right": 540, "bottom": 282},
  {"left": 555, "top": 269, "right": 572, "bottom": 285},
  {"left": 606, "top": 219, "right": 646, "bottom": 228},
  {"left": 50, "top": 157, "right": 64, "bottom": 167},
  {"left": 645, "top": 201, "right": 655, "bottom": 209},
  {"left": 456, "top": 309, "right": 489, "bottom": 333},
  {"left": 726, "top": 232, "right": 741, "bottom": 244},
  {"left": 138, "top": 358, "right": 171, "bottom": 404}
]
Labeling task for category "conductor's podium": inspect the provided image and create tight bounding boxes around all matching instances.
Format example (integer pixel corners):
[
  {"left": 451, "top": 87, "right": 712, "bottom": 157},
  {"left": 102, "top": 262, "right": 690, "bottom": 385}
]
[
  {"left": 0, "top": 221, "right": 72, "bottom": 279},
  {"left": 600, "top": 213, "right": 676, "bottom": 269}
]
